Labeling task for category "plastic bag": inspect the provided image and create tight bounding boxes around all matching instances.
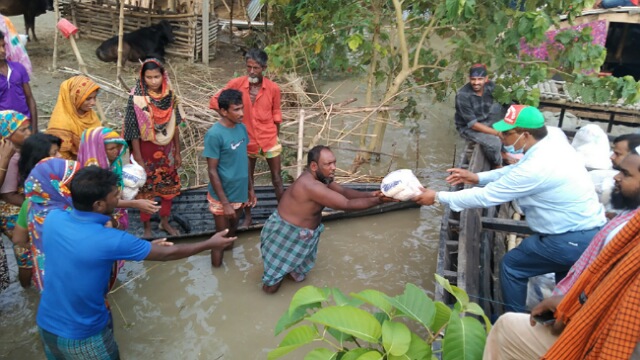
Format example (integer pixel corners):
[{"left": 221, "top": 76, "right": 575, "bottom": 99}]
[
  {"left": 571, "top": 124, "right": 612, "bottom": 170},
  {"left": 121, "top": 156, "right": 146, "bottom": 200},
  {"left": 380, "top": 169, "right": 423, "bottom": 201},
  {"left": 526, "top": 273, "right": 556, "bottom": 310}
]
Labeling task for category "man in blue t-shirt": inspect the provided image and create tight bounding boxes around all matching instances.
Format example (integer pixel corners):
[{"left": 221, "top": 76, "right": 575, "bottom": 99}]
[
  {"left": 36, "top": 166, "right": 235, "bottom": 359},
  {"left": 203, "top": 89, "right": 256, "bottom": 268}
]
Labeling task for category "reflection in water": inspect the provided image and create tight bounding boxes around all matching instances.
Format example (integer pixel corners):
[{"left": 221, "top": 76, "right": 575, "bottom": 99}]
[{"left": 0, "top": 80, "right": 459, "bottom": 359}]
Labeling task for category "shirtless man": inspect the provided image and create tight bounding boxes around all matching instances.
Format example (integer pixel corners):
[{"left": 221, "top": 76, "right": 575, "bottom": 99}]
[{"left": 260, "top": 145, "right": 390, "bottom": 293}]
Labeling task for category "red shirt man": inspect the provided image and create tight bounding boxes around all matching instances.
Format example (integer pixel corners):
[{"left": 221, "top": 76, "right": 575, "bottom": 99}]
[{"left": 210, "top": 49, "right": 284, "bottom": 228}]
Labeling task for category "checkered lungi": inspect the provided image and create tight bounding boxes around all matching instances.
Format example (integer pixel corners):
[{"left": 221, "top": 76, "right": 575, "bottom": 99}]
[
  {"left": 39, "top": 319, "right": 120, "bottom": 360},
  {"left": 260, "top": 211, "right": 325, "bottom": 286}
]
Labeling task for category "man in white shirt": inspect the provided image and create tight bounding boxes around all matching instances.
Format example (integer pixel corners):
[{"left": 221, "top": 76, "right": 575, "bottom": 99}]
[
  {"left": 414, "top": 105, "right": 606, "bottom": 312},
  {"left": 482, "top": 150, "right": 640, "bottom": 360}
]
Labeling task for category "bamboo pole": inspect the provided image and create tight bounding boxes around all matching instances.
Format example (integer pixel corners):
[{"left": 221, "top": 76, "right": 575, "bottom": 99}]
[
  {"left": 296, "top": 109, "right": 305, "bottom": 178},
  {"left": 52, "top": 0, "right": 61, "bottom": 69},
  {"left": 506, "top": 212, "right": 522, "bottom": 251},
  {"left": 116, "top": 0, "right": 125, "bottom": 85},
  {"left": 202, "top": 0, "right": 210, "bottom": 65}
]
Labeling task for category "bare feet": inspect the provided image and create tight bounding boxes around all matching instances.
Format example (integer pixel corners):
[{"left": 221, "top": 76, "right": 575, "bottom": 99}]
[
  {"left": 286, "top": 272, "right": 306, "bottom": 282},
  {"left": 143, "top": 221, "right": 152, "bottom": 238},
  {"left": 262, "top": 280, "right": 283, "bottom": 294},
  {"left": 159, "top": 217, "right": 179, "bottom": 236},
  {"left": 18, "top": 268, "right": 32, "bottom": 288}
]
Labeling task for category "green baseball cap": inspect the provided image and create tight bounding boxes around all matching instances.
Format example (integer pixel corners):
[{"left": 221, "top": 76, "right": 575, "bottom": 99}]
[{"left": 493, "top": 105, "right": 544, "bottom": 132}]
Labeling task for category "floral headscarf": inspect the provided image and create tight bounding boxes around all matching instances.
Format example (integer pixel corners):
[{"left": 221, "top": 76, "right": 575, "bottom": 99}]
[
  {"left": 0, "top": 110, "right": 29, "bottom": 140},
  {"left": 78, "top": 127, "right": 128, "bottom": 188},
  {"left": 24, "top": 157, "right": 79, "bottom": 291}
]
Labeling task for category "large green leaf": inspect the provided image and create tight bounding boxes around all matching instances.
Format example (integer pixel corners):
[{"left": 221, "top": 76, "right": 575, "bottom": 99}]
[
  {"left": 463, "top": 302, "right": 491, "bottom": 333},
  {"left": 352, "top": 289, "right": 394, "bottom": 315},
  {"left": 355, "top": 351, "right": 383, "bottom": 360},
  {"left": 442, "top": 310, "right": 486, "bottom": 360},
  {"left": 382, "top": 320, "right": 411, "bottom": 356},
  {"left": 308, "top": 306, "right": 382, "bottom": 343},
  {"left": 333, "top": 288, "right": 365, "bottom": 308},
  {"left": 435, "top": 274, "right": 469, "bottom": 307},
  {"left": 289, "top": 286, "right": 330, "bottom": 316},
  {"left": 304, "top": 348, "right": 338, "bottom": 360},
  {"left": 405, "top": 332, "right": 432, "bottom": 360},
  {"left": 275, "top": 302, "right": 320, "bottom": 336},
  {"left": 327, "top": 326, "right": 355, "bottom": 344},
  {"left": 387, "top": 284, "right": 436, "bottom": 329},
  {"left": 268, "top": 325, "right": 319, "bottom": 360},
  {"left": 341, "top": 348, "right": 373, "bottom": 360},
  {"left": 432, "top": 302, "right": 452, "bottom": 334}
]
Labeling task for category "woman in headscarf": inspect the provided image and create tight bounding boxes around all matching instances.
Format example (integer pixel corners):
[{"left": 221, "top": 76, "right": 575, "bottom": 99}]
[
  {"left": 47, "top": 76, "right": 101, "bottom": 160},
  {"left": 0, "top": 110, "right": 32, "bottom": 287},
  {"left": 123, "top": 59, "right": 183, "bottom": 238},
  {"left": 24, "top": 157, "right": 79, "bottom": 291},
  {"left": 77, "top": 126, "right": 159, "bottom": 230}
]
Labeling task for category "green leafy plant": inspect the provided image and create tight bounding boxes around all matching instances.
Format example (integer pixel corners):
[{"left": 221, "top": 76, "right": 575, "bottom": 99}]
[{"left": 269, "top": 274, "right": 490, "bottom": 360}]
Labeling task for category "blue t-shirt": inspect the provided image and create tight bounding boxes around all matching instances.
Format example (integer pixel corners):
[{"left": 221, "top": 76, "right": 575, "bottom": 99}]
[
  {"left": 203, "top": 122, "right": 249, "bottom": 203},
  {"left": 36, "top": 209, "right": 152, "bottom": 339}
]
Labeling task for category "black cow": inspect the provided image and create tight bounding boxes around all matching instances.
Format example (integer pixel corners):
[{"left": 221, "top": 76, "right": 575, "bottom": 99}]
[
  {"left": 0, "top": 0, "right": 52, "bottom": 41},
  {"left": 95, "top": 20, "right": 175, "bottom": 65}
]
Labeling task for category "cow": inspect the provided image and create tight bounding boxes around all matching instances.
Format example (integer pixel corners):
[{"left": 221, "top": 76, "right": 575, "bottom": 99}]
[
  {"left": 95, "top": 20, "right": 175, "bottom": 65},
  {"left": 0, "top": 0, "right": 52, "bottom": 41}
]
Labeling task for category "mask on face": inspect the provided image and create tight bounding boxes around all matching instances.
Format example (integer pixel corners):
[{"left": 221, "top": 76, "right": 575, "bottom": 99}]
[{"left": 503, "top": 133, "right": 525, "bottom": 155}]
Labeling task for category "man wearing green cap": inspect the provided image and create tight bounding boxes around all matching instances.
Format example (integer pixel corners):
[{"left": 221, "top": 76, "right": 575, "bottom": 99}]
[{"left": 414, "top": 104, "right": 606, "bottom": 313}]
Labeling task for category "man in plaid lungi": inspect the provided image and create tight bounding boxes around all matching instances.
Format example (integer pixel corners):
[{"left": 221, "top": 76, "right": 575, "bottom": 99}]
[{"left": 260, "top": 145, "right": 392, "bottom": 294}]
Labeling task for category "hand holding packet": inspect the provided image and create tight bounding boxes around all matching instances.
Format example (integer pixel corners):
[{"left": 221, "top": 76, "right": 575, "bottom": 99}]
[{"left": 380, "top": 169, "right": 423, "bottom": 201}]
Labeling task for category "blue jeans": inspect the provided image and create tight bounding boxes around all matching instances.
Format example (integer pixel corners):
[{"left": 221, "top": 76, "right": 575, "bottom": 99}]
[
  {"left": 601, "top": 0, "right": 635, "bottom": 8},
  {"left": 500, "top": 227, "right": 601, "bottom": 313}
]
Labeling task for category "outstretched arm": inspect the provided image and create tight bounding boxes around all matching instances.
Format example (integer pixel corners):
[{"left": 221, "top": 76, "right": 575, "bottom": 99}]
[
  {"left": 308, "top": 182, "right": 382, "bottom": 211},
  {"left": 145, "top": 229, "right": 236, "bottom": 261},
  {"left": 329, "top": 182, "right": 379, "bottom": 199}
]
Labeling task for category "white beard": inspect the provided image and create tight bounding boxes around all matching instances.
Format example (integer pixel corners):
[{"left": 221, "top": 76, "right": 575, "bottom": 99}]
[{"left": 248, "top": 76, "right": 260, "bottom": 84}]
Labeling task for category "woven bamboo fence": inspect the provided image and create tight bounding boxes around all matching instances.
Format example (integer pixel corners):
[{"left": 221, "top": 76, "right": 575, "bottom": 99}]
[{"left": 59, "top": 0, "right": 218, "bottom": 62}]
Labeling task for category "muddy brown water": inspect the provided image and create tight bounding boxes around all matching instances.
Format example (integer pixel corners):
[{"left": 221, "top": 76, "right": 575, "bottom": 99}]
[{"left": 0, "top": 12, "right": 461, "bottom": 360}]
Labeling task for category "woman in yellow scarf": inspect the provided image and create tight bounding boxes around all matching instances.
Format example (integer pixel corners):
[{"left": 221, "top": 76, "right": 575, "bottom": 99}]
[{"left": 47, "top": 76, "right": 101, "bottom": 159}]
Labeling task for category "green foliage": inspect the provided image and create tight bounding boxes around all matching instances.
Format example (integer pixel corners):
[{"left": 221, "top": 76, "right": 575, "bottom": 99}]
[{"left": 269, "top": 275, "right": 489, "bottom": 360}]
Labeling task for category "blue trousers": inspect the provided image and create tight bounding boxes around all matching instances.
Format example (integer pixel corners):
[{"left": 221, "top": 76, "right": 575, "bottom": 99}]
[
  {"left": 601, "top": 0, "right": 635, "bottom": 8},
  {"left": 500, "top": 227, "right": 601, "bottom": 313}
]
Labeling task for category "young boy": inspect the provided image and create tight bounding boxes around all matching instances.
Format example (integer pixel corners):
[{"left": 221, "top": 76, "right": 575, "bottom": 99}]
[{"left": 204, "top": 89, "right": 256, "bottom": 268}]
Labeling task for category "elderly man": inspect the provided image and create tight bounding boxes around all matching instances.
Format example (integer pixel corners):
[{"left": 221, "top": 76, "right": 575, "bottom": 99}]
[
  {"left": 414, "top": 105, "right": 606, "bottom": 312},
  {"left": 210, "top": 48, "right": 283, "bottom": 228},
  {"left": 260, "top": 145, "right": 390, "bottom": 294},
  {"left": 454, "top": 64, "right": 507, "bottom": 168},
  {"left": 483, "top": 150, "right": 640, "bottom": 360}
]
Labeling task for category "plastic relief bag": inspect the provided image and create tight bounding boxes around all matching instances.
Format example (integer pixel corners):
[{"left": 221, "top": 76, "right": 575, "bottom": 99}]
[
  {"left": 380, "top": 169, "right": 423, "bottom": 201},
  {"left": 121, "top": 156, "right": 146, "bottom": 200}
]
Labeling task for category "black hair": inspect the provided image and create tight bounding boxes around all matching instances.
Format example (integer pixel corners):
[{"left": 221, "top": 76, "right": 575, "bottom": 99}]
[
  {"left": 614, "top": 133, "right": 640, "bottom": 152},
  {"left": 141, "top": 60, "right": 165, "bottom": 77},
  {"left": 515, "top": 126, "right": 548, "bottom": 141},
  {"left": 18, "top": 133, "right": 62, "bottom": 184},
  {"left": 217, "top": 89, "right": 243, "bottom": 110},
  {"left": 0, "top": 30, "right": 4, "bottom": 40},
  {"left": 245, "top": 48, "right": 268, "bottom": 67},
  {"left": 307, "top": 145, "right": 331, "bottom": 167},
  {"left": 70, "top": 166, "right": 119, "bottom": 212}
]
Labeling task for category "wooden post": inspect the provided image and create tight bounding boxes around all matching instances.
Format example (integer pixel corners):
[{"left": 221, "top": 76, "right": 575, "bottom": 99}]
[
  {"left": 202, "top": 0, "right": 210, "bottom": 65},
  {"left": 116, "top": 0, "right": 125, "bottom": 84},
  {"left": 296, "top": 109, "right": 305, "bottom": 178},
  {"left": 52, "top": 0, "right": 61, "bottom": 69}
]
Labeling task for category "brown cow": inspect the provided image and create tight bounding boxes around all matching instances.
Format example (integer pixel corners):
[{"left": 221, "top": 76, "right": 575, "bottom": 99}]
[{"left": 0, "top": 0, "right": 51, "bottom": 41}]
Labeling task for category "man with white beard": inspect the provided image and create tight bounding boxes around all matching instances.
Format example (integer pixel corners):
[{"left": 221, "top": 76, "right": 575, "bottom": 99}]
[{"left": 210, "top": 48, "right": 284, "bottom": 229}]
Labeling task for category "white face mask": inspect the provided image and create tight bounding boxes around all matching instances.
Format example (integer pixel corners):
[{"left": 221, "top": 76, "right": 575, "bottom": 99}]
[{"left": 503, "top": 133, "right": 525, "bottom": 155}]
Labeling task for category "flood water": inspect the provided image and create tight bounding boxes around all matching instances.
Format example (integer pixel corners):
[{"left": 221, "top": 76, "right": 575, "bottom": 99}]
[{"left": 0, "top": 15, "right": 461, "bottom": 358}]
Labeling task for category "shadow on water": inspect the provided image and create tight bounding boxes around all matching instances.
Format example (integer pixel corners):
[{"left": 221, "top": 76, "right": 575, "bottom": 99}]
[{"left": 0, "top": 80, "right": 460, "bottom": 358}]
